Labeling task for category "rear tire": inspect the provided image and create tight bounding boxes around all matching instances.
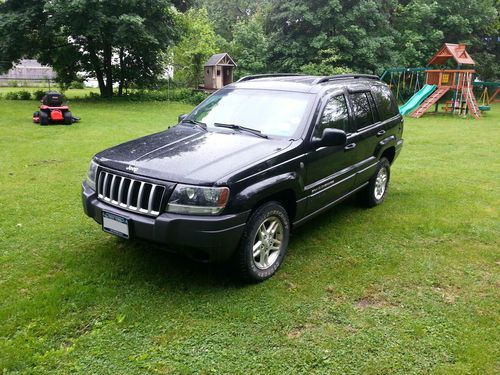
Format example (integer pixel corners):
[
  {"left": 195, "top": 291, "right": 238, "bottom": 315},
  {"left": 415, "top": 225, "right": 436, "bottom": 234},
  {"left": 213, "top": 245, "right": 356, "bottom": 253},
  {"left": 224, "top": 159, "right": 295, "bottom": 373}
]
[
  {"left": 359, "top": 157, "right": 390, "bottom": 207},
  {"left": 39, "top": 111, "right": 49, "bottom": 126},
  {"left": 235, "top": 202, "right": 290, "bottom": 282}
]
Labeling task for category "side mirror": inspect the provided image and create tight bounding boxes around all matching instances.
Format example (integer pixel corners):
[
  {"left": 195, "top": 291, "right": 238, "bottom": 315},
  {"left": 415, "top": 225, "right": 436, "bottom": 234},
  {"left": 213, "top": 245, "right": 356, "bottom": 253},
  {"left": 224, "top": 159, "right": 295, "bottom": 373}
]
[
  {"left": 178, "top": 114, "right": 188, "bottom": 123},
  {"left": 316, "top": 128, "right": 347, "bottom": 147}
]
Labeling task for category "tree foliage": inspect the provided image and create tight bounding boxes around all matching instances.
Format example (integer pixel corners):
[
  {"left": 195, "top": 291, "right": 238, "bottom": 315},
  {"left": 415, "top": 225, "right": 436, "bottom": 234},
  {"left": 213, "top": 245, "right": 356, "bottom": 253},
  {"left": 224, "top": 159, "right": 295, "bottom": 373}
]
[
  {"left": 195, "top": 0, "right": 269, "bottom": 40},
  {"left": 264, "top": 0, "right": 498, "bottom": 78},
  {"left": 230, "top": 15, "right": 270, "bottom": 78},
  {"left": 265, "top": 0, "right": 398, "bottom": 75},
  {"left": 1, "top": 0, "right": 498, "bottom": 94},
  {"left": 171, "top": 8, "right": 220, "bottom": 88},
  {"left": 0, "top": 0, "right": 179, "bottom": 97}
]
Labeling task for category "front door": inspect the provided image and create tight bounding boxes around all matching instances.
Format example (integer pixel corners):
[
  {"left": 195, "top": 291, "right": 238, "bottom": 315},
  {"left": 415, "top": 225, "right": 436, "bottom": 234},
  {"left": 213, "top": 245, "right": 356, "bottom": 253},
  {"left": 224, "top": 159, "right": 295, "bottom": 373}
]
[
  {"left": 222, "top": 67, "right": 232, "bottom": 86},
  {"left": 304, "top": 92, "right": 359, "bottom": 215}
]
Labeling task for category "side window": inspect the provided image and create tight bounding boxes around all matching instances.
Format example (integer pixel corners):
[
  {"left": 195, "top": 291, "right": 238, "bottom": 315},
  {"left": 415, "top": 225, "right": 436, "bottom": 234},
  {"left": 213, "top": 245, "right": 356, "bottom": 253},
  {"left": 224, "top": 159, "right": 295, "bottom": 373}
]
[
  {"left": 372, "top": 85, "right": 399, "bottom": 120},
  {"left": 314, "top": 94, "right": 349, "bottom": 138},
  {"left": 349, "top": 92, "right": 374, "bottom": 130},
  {"left": 367, "top": 92, "right": 379, "bottom": 122}
]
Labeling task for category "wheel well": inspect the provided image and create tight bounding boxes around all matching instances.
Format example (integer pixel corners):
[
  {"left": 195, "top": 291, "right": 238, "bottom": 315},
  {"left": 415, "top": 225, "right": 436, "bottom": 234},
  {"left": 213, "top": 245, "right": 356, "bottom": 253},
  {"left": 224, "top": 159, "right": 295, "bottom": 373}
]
[
  {"left": 254, "top": 189, "right": 297, "bottom": 222},
  {"left": 381, "top": 146, "right": 396, "bottom": 164}
]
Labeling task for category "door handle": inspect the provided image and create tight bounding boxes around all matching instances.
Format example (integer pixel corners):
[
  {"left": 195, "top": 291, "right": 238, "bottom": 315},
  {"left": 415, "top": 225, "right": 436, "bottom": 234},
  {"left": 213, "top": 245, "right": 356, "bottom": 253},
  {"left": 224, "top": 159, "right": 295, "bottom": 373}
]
[
  {"left": 344, "top": 143, "right": 357, "bottom": 151},
  {"left": 377, "top": 130, "right": 386, "bottom": 137}
]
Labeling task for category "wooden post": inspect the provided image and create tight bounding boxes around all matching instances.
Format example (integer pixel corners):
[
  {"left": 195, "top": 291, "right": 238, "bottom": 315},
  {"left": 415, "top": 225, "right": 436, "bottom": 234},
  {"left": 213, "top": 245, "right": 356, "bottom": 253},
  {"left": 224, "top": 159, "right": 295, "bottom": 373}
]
[{"left": 452, "top": 64, "right": 461, "bottom": 114}]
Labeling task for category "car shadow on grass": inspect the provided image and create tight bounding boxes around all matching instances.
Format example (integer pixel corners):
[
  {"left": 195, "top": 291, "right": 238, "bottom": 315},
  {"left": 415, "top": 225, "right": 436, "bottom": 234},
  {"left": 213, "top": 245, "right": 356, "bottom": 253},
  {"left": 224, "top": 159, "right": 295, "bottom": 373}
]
[{"left": 82, "top": 196, "right": 367, "bottom": 290}]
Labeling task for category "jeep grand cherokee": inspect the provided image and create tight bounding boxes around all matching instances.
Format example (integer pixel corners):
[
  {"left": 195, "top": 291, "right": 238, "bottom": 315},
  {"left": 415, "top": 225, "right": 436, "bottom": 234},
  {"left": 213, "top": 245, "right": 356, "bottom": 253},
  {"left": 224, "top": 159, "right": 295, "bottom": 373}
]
[{"left": 82, "top": 74, "right": 404, "bottom": 282}]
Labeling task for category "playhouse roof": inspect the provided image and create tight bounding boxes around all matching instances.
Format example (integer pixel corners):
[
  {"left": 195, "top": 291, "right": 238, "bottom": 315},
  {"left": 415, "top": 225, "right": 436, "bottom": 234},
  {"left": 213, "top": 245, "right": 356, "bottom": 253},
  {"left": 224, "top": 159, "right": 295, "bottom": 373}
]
[
  {"left": 204, "top": 53, "right": 237, "bottom": 67},
  {"left": 427, "top": 43, "right": 475, "bottom": 66}
]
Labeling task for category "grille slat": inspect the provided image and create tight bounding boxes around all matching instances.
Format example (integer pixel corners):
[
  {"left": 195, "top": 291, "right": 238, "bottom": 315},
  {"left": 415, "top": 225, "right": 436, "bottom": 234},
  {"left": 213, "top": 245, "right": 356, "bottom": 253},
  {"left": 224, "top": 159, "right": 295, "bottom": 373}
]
[
  {"left": 126, "top": 180, "right": 134, "bottom": 207},
  {"left": 103, "top": 173, "right": 110, "bottom": 198},
  {"left": 137, "top": 182, "right": 145, "bottom": 210},
  {"left": 117, "top": 178, "right": 125, "bottom": 205},
  {"left": 110, "top": 175, "right": 117, "bottom": 202},
  {"left": 97, "top": 171, "right": 165, "bottom": 216},
  {"left": 148, "top": 185, "right": 157, "bottom": 212}
]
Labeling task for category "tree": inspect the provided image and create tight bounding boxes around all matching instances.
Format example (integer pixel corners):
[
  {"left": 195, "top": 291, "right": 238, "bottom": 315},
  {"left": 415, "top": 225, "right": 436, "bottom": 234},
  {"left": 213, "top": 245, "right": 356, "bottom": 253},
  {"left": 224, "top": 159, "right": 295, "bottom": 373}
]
[
  {"left": 393, "top": 0, "right": 498, "bottom": 77},
  {"left": 0, "top": 0, "right": 46, "bottom": 73},
  {"left": 230, "top": 15, "right": 270, "bottom": 78},
  {"left": 195, "top": 0, "right": 269, "bottom": 40},
  {"left": 300, "top": 49, "right": 351, "bottom": 76},
  {"left": 391, "top": 0, "right": 444, "bottom": 67},
  {"left": 265, "top": 0, "right": 399, "bottom": 75},
  {"left": 0, "top": 0, "right": 180, "bottom": 97},
  {"left": 171, "top": 8, "right": 220, "bottom": 88}
]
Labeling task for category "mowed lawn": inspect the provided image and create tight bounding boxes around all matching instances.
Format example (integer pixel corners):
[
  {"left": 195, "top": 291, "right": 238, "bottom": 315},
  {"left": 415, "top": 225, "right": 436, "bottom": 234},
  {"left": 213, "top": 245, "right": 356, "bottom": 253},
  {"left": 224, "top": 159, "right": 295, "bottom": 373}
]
[{"left": 0, "top": 99, "right": 498, "bottom": 374}]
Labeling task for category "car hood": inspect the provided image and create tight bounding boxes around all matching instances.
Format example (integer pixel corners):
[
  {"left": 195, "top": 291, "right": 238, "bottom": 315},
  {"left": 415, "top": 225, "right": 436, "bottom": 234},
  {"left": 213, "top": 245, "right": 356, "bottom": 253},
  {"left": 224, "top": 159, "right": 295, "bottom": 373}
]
[{"left": 95, "top": 125, "right": 293, "bottom": 185}]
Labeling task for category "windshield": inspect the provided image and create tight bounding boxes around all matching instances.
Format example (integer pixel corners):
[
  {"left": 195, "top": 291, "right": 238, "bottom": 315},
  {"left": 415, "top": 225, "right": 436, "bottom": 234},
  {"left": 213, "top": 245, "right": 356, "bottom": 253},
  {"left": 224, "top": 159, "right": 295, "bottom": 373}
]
[{"left": 187, "top": 89, "right": 314, "bottom": 137}]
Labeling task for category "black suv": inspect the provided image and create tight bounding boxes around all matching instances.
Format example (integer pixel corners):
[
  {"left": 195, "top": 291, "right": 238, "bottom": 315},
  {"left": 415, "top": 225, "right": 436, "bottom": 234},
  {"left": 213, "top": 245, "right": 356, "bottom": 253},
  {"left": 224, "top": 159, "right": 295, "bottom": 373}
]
[{"left": 82, "top": 74, "right": 403, "bottom": 281}]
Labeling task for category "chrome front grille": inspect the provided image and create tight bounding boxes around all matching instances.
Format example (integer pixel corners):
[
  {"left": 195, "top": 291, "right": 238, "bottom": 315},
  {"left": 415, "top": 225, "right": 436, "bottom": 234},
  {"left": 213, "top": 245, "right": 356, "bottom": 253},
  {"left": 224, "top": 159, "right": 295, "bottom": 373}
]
[{"left": 97, "top": 171, "right": 165, "bottom": 216}]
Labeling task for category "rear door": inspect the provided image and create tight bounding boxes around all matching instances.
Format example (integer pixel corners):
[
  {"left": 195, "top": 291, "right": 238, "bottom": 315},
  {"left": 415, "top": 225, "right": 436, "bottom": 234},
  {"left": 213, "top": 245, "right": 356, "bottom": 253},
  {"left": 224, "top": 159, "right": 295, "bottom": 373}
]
[
  {"left": 304, "top": 91, "right": 359, "bottom": 214},
  {"left": 347, "top": 91, "right": 385, "bottom": 185}
]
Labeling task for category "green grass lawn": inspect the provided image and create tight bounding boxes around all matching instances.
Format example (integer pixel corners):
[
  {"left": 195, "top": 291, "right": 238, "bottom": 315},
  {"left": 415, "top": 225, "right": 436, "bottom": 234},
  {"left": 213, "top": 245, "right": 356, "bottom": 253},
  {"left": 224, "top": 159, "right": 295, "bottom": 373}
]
[{"left": 0, "top": 99, "right": 499, "bottom": 374}]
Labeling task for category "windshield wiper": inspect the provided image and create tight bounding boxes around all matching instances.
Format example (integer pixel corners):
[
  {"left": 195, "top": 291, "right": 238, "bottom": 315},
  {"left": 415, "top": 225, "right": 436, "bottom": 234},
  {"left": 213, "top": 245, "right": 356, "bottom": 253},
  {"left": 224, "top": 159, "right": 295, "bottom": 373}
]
[
  {"left": 214, "top": 123, "right": 268, "bottom": 139},
  {"left": 181, "top": 118, "right": 207, "bottom": 131}
]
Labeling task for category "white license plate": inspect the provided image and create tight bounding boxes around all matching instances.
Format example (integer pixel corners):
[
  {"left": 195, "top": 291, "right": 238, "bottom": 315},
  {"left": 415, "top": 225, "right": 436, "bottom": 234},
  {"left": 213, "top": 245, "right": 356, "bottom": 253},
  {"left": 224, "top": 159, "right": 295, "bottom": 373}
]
[{"left": 102, "top": 212, "right": 130, "bottom": 239}]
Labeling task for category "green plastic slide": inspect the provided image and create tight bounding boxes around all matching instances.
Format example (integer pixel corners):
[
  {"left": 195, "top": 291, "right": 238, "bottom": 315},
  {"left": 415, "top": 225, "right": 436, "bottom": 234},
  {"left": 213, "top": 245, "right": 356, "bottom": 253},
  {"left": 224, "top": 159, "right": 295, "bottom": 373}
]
[{"left": 399, "top": 84, "right": 437, "bottom": 115}]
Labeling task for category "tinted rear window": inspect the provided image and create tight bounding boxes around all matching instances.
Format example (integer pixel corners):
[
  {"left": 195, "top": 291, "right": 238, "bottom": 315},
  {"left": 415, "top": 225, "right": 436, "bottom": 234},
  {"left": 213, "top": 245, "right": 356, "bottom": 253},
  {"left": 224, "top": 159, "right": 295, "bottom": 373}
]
[
  {"left": 349, "top": 92, "right": 375, "bottom": 130},
  {"left": 372, "top": 85, "right": 399, "bottom": 120}
]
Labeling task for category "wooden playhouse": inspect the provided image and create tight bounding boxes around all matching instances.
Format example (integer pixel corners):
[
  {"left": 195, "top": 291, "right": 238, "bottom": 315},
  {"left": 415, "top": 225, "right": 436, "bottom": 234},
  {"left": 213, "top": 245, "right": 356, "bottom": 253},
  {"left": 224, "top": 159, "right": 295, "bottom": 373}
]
[{"left": 410, "top": 43, "right": 480, "bottom": 119}]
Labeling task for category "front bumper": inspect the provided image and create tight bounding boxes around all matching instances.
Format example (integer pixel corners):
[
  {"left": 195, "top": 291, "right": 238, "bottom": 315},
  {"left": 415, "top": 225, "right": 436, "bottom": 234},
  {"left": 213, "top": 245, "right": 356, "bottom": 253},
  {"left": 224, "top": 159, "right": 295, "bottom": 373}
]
[{"left": 82, "top": 182, "right": 249, "bottom": 262}]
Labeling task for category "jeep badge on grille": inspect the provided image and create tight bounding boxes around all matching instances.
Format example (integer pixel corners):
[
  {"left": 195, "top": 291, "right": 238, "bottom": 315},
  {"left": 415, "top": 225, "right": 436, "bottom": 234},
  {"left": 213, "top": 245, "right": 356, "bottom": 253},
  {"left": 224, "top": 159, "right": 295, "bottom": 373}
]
[{"left": 126, "top": 165, "right": 138, "bottom": 173}]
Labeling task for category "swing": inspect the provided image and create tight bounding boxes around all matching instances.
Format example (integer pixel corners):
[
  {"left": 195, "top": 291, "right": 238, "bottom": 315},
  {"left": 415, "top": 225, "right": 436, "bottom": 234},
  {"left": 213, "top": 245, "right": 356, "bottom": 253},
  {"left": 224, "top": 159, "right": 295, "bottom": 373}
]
[
  {"left": 414, "top": 72, "right": 421, "bottom": 92},
  {"left": 395, "top": 73, "right": 404, "bottom": 103},
  {"left": 478, "top": 87, "right": 491, "bottom": 111}
]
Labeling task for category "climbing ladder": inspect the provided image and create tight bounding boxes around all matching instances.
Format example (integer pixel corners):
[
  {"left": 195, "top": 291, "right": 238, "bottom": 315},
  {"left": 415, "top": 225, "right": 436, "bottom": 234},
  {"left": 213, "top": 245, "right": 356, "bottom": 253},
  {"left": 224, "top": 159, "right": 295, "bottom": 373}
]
[
  {"left": 410, "top": 87, "right": 450, "bottom": 118},
  {"left": 464, "top": 85, "right": 481, "bottom": 119},
  {"left": 460, "top": 72, "right": 481, "bottom": 119}
]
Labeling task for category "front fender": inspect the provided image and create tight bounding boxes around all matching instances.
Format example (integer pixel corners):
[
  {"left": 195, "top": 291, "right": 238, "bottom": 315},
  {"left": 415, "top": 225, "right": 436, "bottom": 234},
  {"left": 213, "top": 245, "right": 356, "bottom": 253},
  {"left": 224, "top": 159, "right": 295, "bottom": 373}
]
[{"left": 231, "top": 172, "right": 300, "bottom": 211}]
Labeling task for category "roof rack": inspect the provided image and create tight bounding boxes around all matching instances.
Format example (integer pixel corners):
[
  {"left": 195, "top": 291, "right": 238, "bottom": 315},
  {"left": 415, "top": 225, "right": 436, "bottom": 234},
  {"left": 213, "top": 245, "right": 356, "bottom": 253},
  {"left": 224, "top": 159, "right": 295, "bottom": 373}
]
[
  {"left": 313, "top": 74, "right": 380, "bottom": 85},
  {"left": 237, "top": 73, "right": 306, "bottom": 82}
]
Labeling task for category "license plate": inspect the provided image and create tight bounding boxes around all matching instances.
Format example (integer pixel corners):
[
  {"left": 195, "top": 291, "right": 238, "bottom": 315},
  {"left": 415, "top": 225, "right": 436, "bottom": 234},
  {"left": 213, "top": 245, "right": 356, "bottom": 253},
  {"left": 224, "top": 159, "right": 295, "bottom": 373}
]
[{"left": 102, "top": 211, "right": 130, "bottom": 239}]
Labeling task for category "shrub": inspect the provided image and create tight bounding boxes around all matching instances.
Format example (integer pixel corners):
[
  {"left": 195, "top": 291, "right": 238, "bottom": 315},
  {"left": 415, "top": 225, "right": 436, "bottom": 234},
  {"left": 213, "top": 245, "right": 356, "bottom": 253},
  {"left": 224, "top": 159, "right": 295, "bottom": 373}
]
[
  {"left": 69, "top": 81, "right": 85, "bottom": 89},
  {"left": 33, "top": 90, "right": 46, "bottom": 101},
  {"left": 188, "top": 91, "right": 209, "bottom": 105},
  {"left": 17, "top": 90, "right": 31, "bottom": 100},
  {"left": 87, "top": 92, "right": 101, "bottom": 99},
  {"left": 4, "top": 92, "right": 19, "bottom": 100},
  {"left": 7, "top": 80, "right": 18, "bottom": 87},
  {"left": 77, "top": 88, "right": 209, "bottom": 105}
]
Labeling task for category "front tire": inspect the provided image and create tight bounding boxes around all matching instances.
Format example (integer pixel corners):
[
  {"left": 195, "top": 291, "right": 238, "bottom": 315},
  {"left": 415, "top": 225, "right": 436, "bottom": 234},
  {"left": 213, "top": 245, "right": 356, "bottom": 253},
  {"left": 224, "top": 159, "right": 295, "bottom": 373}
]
[
  {"left": 236, "top": 202, "right": 290, "bottom": 282},
  {"left": 359, "top": 157, "right": 390, "bottom": 207},
  {"left": 39, "top": 111, "right": 49, "bottom": 126}
]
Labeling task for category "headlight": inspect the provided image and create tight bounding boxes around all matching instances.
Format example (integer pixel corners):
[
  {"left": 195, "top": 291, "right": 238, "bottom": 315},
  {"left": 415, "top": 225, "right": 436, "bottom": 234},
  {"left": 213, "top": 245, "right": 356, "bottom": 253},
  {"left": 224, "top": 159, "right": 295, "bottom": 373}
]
[
  {"left": 167, "top": 184, "right": 230, "bottom": 215},
  {"left": 86, "top": 159, "right": 98, "bottom": 190}
]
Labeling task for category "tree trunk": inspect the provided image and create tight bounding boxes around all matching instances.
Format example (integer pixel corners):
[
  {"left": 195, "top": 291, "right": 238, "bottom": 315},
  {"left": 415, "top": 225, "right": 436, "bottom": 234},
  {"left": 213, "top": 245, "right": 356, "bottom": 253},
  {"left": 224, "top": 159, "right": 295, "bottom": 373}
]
[
  {"left": 87, "top": 40, "right": 106, "bottom": 97},
  {"left": 118, "top": 47, "right": 125, "bottom": 97},
  {"left": 103, "top": 43, "right": 113, "bottom": 97}
]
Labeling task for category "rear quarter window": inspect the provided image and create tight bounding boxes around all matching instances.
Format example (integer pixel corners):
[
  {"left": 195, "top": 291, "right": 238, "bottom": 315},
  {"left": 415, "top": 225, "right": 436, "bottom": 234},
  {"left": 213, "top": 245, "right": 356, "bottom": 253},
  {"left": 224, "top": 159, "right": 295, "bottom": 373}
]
[{"left": 372, "top": 85, "right": 399, "bottom": 120}]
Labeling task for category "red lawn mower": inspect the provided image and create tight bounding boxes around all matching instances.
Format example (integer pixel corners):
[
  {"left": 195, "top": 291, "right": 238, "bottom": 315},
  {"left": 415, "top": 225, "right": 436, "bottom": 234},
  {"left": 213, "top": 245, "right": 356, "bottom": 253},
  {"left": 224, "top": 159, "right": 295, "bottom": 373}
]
[{"left": 33, "top": 91, "right": 79, "bottom": 125}]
